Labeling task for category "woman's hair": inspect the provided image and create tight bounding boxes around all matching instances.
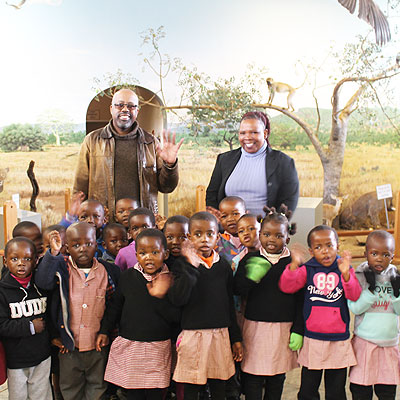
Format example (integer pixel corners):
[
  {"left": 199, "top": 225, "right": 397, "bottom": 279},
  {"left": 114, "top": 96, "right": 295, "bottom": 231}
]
[
  {"left": 240, "top": 111, "right": 271, "bottom": 136},
  {"left": 258, "top": 204, "right": 297, "bottom": 236}
]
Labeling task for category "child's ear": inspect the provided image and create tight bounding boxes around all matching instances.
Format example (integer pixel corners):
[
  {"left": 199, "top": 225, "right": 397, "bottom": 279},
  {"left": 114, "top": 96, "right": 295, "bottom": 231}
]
[
  {"left": 364, "top": 250, "right": 367, "bottom": 258},
  {"left": 286, "top": 237, "right": 290, "bottom": 245},
  {"left": 102, "top": 241, "right": 106, "bottom": 249},
  {"left": 164, "top": 249, "right": 170, "bottom": 260},
  {"left": 187, "top": 233, "right": 192, "bottom": 241},
  {"left": 308, "top": 248, "right": 313, "bottom": 257}
]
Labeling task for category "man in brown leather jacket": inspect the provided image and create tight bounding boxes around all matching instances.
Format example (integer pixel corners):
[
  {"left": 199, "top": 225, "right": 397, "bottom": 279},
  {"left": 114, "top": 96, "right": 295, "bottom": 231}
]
[{"left": 73, "top": 88, "right": 183, "bottom": 220}]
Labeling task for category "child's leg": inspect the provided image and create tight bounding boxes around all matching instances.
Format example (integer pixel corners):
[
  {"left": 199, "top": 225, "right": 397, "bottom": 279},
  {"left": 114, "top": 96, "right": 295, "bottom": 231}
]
[
  {"left": 7, "top": 367, "right": 29, "bottom": 400},
  {"left": 58, "top": 350, "right": 86, "bottom": 400},
  {"left": 82, "top": 348, "right": 108, "bottom": 399},
  {"left": 297, "top": 367, "right": 322, "bottom": 400},
  {"left": 242, "top": 372, "right": 265, "bottom": 400},
  {"left": 374, "top": 384, "right": 396, "bottom": 400},
  {"left": 264, "top": 373, "right": 286, "bottom": 400},
  {"left": 349, "top": 383, "right": 373, "bottom": 400},
  {"left": 184, "top": 383, "right": 202, "bottom": 400},
  {"left": 27, "top": 356, "right": 52, "bottom": 400},
  {"left": 208, "top": 379, "right": 226, "bottom": 400},
  {"left": 323, "top": 368, "right": 347, "bottom": 400}
]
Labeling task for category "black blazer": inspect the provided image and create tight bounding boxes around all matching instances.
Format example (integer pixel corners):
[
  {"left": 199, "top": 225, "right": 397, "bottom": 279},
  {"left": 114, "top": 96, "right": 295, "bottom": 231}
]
[{"left": 206, "top": 146, "right": 299, "bottom": 213}]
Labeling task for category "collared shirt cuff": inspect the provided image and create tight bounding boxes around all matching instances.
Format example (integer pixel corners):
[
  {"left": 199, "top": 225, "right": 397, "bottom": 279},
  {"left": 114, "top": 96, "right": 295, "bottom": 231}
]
[{"left": 29, "top": 321, "right": 35, "bottom": 335}]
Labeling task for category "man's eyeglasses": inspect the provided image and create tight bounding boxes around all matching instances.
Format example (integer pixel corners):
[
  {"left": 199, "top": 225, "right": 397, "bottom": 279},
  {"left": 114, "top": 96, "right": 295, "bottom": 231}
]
[{"left": 113, "top": 103, "right": 139, "bottom": 110}]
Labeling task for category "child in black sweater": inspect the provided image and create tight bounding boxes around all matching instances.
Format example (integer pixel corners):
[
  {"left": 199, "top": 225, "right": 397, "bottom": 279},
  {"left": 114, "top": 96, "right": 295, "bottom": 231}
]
[
  {"left": 0, "top": 237, "right": 51, "bottom": 400},
  {"left": 168, "top": 211, "right": 242, "bottom": 400},
  {"left": 234, "top": 206, "right": 303, "bottom": 400},
  {"left": 97, "top": 229, "right": 180, "bottom": 400}
]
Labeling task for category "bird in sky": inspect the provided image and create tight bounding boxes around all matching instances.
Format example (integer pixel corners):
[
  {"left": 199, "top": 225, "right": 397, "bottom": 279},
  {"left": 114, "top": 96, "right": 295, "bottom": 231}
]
[
  {"left": 6, "top": 0, "right": 26, "bottom": 9},
  {"left": 338, "top": 0, "right": 391, "bottom": 45}
]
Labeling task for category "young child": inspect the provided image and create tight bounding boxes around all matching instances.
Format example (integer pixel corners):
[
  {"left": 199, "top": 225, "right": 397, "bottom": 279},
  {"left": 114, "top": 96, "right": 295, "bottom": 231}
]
[
  {"left": 35, "top": 222, "right": 120, "bottom": 400},
  {"left": 101, "top": 222, "right": 129, "bottom": 263},
  {"left": 279, "top": 225, "right": 362, "bottom": 400},
  {"left": 231, "top": 213, "right": 261, "bottom": 274},
  {"left": 61, "top": 198, "right": 107, "bottom": 256},
  {"left": 217, "top": 196, "right": 246, "bottom": 264},
  {"left": 115, "top": 208, "right": 156, "bottom": 271},
  {"left": 348, "top": 230, "right": 400, "bottom": 400},
  {"left": 163, "top": 215, "right": 189, "bottom": 267},
  {"left": 168, "top": 211, "right": 242, "bottom": 400},
  {"left": 12, "top": 221, "right": 44, "bottom": 257},
  {"left": 96, "top": 229, "right": 180, "bottom": 400},
  {"left": 233, "top": 207, "right": 302, "bottom": 400},
  {"left": 42, "top": 224, "right": 67, "bottom": 256},
  {"left": 114, "top": 198, "right": 139, "bottom": 228},
  {"left": 0, "top": 237, "right": 51, "bottom": 399}
]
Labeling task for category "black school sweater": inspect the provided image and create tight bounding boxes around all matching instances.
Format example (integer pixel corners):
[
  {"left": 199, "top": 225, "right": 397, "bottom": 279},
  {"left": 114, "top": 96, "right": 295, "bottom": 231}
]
[
  {"left": 0, "top": 272, "right": 51, "bottom": 369},
  {"left": 234, "top": 251, "right": 304, "bottom": 335},
  {"left": 168, "top": 257, "right": 242, "bottom": 344},
  {"left": 99, "top": 267, "right": 180, "bottom": 341}
]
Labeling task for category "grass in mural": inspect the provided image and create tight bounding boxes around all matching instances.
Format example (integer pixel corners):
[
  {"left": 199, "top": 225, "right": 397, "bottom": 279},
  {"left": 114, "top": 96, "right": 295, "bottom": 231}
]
[{"left": 1, "top": 143, "right": 399, "bottom": 226}]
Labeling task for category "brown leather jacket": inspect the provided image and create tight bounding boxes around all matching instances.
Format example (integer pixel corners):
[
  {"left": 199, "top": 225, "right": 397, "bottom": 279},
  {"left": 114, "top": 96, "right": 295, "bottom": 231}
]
[{"left": 73, "top": 121, "right": 179, "bottom": 219}]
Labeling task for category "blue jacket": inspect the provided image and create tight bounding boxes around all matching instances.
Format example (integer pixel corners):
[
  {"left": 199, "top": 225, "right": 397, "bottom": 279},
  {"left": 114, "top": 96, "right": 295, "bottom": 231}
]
[{"left": 35, "top": 251, "right": 120, "bottom": 351}]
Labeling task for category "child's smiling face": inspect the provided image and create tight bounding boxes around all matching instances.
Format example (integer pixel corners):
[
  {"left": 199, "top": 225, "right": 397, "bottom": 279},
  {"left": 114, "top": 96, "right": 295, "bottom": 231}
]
[
  {"left": 365, "top": 236, "right": 394, "bottom": 274},
  {"left": 260, "top": 220, "right": 289, "bottom": 254}
]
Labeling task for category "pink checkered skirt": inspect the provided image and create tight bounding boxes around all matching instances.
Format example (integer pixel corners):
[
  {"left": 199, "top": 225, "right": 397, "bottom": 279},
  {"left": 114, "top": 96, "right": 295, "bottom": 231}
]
[
  {"left": 241, "top": 319, "right": 298, "bottom": 375},
  {"left": 349, "top": 335, "right": 400, "bottom": 385},
  {"left": 104, "top": 336, "right": 171, "bottom": 389},
  {"left": 298, "top": 336, "right": 356, "bottom": 370},
  {"left": 173, "top": 328, "right": 235, "bottom": 385}
]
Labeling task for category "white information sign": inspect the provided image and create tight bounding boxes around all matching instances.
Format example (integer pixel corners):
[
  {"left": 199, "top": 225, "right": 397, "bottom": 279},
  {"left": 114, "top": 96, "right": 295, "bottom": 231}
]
[
  {"left": 376, "top": 184, "right": 392, "bottom": 200},
  {"left": 11, "top": 193, "right": 20, "bottom": 209}
]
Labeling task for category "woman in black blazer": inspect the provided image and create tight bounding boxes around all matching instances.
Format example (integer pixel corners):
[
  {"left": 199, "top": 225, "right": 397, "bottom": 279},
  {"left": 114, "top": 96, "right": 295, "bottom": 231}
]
[{"left": 206, "top": 111, "right": 299, "bottom": 218}]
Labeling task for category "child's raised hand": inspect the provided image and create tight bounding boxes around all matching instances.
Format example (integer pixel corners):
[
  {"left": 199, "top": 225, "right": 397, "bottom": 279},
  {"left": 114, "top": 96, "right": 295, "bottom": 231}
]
[
  {"left": 48, "top": 230, "right": 62, "bottom": 256},
  {"left": 289, "top": 332, "right": 303, "bottom": 351},
  {"left": 338, "top": 250, "right": 352, "bottom": 282},
  {"left": 95, "top": 334, "right": 109, "bottom": 352},
  {"left": 51, "top": 337, "right": 68, "bottom": 354},
  {"left": 32, "top": 317, "right": 45, "bottom": 333},
  {"left": 69, "top": 191, "right": 85, "bottom": 216},
  {"left": 245, "top": 257, "right": 271, "bottom": 283},
  {"left": 147, "top": 273, "right": 173, "bottom": 298},
  {"left": 289, "top": 243, "right": 308, "bottom": 270},
  {"left": 155, "top": 214, "right": 167, "bottom": 230},
  {"left": 181, "top": 241, "right": 201, "bottom": 268},
  {"left": 232, "top": 341, "right": 243, "bottom": 362},
  {"left": 205, "top": 206, "right": 221, "bottom": 222}
]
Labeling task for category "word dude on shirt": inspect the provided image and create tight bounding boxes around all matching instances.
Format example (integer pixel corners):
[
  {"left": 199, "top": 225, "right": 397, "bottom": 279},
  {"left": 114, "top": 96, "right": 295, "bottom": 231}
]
[{"left": 9, "top": 298, "right": 47, "bottom": 318}]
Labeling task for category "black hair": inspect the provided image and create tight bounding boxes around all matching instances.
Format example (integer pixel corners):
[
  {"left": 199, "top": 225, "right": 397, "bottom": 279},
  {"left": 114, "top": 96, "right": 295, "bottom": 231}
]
[
  {"left": 307, "top": 225, "right": 339, "bottom": 247},
  {"left": 135, "top": 228, "right": 167, "bottom": 250},
  {"left": 80, "top": 199, "right": 105, "bottom": 213},
  {"left": 238, "top": 213, "right": 259, "bottom": 224},
  {"left": 366, "top": 230, "right": 395, "bottom": 251},
  {"left": 240, "top": 111, "right": 271, "bottom": 135},
  {"left": 102, "top": 223, "right": 127, "bottom": 240},
  {"left": 66, "top": 221, "right": 96, "bottom": 238},
  {"left": 219, "top": 196, "right": 246, "bottom": 210},
  {"left": 43, "top": 224, "right": 66, "bottom": 236},
  {"left": 12, "top": 221, "right": 40, "bottom": 238},
  {"left": 128, "top": 207, "right": 156, "bottom": 228},
  {"left": 163, "top": 215, "right": 189, "bottom": 231},
  {"left": 5, "top": 237, "right": 37, "bottom": 258},
  {"left": 259, "top": 204, "right": 297, "bottom": 236},
  {"left": 189, "top": 211, "right": 219, "bottom": 231}
]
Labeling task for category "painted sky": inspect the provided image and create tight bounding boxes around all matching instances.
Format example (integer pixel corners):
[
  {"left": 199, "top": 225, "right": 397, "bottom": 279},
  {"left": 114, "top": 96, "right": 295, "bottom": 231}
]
[{"left": 0, "top": 0, "right": 398, "bottom": 126}]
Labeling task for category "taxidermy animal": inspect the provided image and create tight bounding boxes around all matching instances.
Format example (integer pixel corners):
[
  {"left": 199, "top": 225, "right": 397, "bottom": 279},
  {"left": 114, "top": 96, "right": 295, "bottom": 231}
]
[
  {"left": 6, "top": 0, "right": 26, "bottom": 9},
  {"left": 266, "top": 78, "right": 297, "bottom": 111},
  {"left": 338, "top": 0, "right": 391, "bottom": 45}
]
